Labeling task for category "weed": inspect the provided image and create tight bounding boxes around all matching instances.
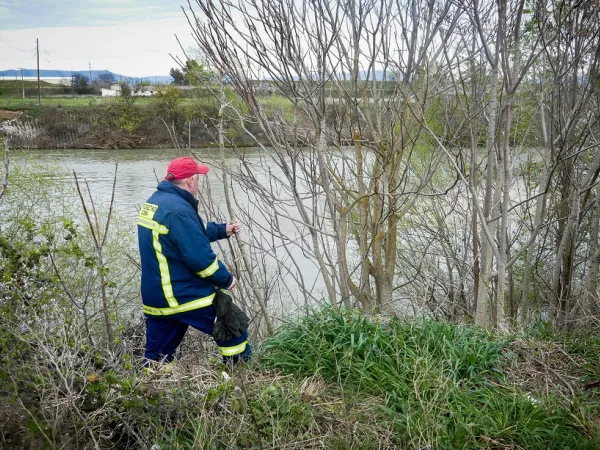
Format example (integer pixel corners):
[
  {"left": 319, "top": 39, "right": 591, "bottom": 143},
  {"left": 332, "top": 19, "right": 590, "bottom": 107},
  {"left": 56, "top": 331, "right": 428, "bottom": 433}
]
[{"left": 260, "top": 307, "right": 599, "bottom": 449}]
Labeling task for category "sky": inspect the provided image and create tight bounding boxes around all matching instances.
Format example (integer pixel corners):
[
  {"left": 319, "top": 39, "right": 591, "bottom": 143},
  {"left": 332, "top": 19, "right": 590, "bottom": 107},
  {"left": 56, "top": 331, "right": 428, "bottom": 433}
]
[{"left": 0, "top": 0, "right": 198, "bottom": 77}]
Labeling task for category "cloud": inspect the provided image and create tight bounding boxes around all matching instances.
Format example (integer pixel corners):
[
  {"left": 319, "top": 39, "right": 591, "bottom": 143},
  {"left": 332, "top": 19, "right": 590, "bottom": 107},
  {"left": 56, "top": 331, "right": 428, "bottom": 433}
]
[
  {"left": 0, "top": 1, "right": 216, "bottom": 76},
  {"left": 0, "top": 0, "right": 182, "bottom": 29},
  {"left": 0, "top": 17, "right": 197, "bottom": 76}
]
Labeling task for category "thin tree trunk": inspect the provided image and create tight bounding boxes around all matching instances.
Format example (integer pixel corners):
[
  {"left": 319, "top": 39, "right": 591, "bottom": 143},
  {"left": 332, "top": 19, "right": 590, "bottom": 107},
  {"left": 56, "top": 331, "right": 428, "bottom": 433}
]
[
  {"left": 585, "top": 187, "right": 600, "bottom": 318},
  {"left": 521, "top": 51, "right": 550, "bottom": 324},
  {"left": 353, "top": 133, "right": 374, "bottom": 311},
  {"left": 469, "top": 33, "right": 480, "bottom": 315},
  {"left": 315, "top": 121, "right": 340, "bottom": 304},
  {"left": 97, "top": 247, "right": 114, "bottom": 348},
  {"left": 218, "top": 77, "right": 274, "bottom": 336},
  {"left": 475, "top": 60, "right": 498, "bottom": 327},
  {"left": 472, "top": 0, "right": 502, "bottom": 328},
  {"left": 0, "top": 138, "right": 8, "bottom": 200},
  {"left": 551, "top": 190, "right": 578, "bottom": 327}
]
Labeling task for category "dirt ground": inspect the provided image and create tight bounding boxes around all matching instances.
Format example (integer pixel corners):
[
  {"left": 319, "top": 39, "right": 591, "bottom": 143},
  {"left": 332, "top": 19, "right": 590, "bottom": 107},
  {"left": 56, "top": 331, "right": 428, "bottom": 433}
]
[{"left": 0, "top": 109, "right": 23, "bottom": 120}]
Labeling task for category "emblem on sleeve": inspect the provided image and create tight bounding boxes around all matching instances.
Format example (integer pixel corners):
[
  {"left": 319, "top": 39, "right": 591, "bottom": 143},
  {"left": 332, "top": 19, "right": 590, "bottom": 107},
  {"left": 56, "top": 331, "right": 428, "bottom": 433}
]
[{"left": 139, "top": 203, "right": 159, "bottom": 220}]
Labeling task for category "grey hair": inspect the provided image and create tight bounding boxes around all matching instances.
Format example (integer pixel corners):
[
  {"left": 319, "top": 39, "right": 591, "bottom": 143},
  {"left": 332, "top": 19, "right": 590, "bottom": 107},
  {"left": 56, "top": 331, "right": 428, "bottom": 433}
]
[{"left": 169, "top": 175, "right": 196, "bottom": 186}]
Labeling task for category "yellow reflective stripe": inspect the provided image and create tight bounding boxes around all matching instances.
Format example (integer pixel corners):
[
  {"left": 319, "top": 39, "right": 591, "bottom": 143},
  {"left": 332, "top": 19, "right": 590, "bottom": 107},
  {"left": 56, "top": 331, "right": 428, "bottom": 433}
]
[
  {"left": 197, "top": 257, "right": 219, "bottom": 278},
  {"left": 143, "top": 293, "right": 215, "bottom": 316},
  {"left": 137, "top": 218, "right": 168, "bottom": 234},
  {"left": 219, "top": 341, "right": 248, "bottom": 357},
  {"left": 137, "top": 214, "right": 176, "bottom": 307},
  {"left": 151, "top": 229, "right": 178, "bottom": 308}
]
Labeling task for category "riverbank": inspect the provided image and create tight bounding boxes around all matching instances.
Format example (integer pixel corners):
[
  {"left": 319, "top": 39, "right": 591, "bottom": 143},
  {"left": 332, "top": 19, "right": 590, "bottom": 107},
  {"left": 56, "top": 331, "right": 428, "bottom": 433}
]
[
  {"left": 1, "top": 140, "right": 598, "bottom": 449},
  {"left": 2, "top": 308, "right": 599, "bottom": 449},
  {"left": 0, "top": 93, "right": 290, "bottom": 149},
  {"left": 0, "top": 104, "right": 260, "bottom": 149}
]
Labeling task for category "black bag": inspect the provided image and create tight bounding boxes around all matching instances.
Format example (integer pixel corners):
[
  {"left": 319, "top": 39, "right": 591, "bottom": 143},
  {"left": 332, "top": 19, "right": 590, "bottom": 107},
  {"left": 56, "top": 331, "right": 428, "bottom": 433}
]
[{"left": 212, "top": 289, "right": 250, "bottom": 342}]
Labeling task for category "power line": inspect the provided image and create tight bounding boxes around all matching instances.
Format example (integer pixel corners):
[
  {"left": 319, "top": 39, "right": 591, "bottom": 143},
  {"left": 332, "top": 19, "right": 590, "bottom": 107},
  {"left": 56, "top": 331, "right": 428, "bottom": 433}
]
[
  {"left": 0, "top": 36, "right": 33, "bottom": 53},
  {"left": 18, "top": 68, "right": 24, "bottom": 99}
]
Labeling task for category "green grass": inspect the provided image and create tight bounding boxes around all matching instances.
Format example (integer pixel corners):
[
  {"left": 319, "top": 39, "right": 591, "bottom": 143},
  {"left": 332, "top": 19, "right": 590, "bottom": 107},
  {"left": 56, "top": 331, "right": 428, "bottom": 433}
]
[
  {"left": 0, "top": 96, "right": 155, "bottom": 110},
  {"left": 259, "top": 307, "right": 600, "bottom": 449},
  {"left": 258, "top": 95, "right": 294, "bottom": 109},
  {"left": 2, "top": 296, "right": 598, "bottom": 449},
  {"left": 257, "top": 95, "right": 298, "bottom": 123}
]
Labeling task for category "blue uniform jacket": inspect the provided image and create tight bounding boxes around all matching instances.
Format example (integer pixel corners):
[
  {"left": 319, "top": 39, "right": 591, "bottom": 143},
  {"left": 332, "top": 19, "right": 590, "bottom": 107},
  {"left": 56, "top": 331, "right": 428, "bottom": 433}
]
[{"left": 137, "top": 180, "right": 233, "bottom": 316}]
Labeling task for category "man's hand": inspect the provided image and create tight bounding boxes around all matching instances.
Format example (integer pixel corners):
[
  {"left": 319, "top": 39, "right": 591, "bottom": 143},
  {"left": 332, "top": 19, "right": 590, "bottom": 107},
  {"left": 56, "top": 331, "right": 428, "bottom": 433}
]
[
  {"left": 227, "top": 276, "right": 237, "bottom": 290},
  {"left": 226, "top": 222, "right": 241, "bottom": 237}
]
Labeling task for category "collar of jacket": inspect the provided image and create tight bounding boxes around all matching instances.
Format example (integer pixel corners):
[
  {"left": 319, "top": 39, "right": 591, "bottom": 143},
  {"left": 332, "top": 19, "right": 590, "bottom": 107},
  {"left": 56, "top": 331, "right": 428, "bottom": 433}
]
[{"left": 157, "top": 180, "right": 199, "bottom": 211}]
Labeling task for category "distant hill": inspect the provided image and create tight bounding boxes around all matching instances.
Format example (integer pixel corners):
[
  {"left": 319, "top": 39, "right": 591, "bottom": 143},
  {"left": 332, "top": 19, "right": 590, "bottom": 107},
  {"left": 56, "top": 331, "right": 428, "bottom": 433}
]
[
  {"left": 0, "top": 69, "right": 172, "bottom": 84},
  {"left": 2, "top": 68, "right": 396, "bottom": 85}
]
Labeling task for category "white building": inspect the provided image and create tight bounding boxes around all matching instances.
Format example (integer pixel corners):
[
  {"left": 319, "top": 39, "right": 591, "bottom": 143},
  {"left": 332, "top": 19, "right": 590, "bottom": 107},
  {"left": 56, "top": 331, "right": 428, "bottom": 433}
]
[
  {"left": 100, "top": 84, "right": 158, "bottom": 97},
  {"left": 100, "top": 84, "right": 121, "bottom": 97},
  {"left": 132, "top": 86, "right": 156, "bottom": 97}
]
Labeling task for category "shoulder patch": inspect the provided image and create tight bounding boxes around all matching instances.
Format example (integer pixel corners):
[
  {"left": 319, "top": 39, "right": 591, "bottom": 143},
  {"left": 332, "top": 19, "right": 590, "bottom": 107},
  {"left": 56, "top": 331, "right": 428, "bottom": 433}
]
[{"left": 139, "top": 203, "right": 159, "bottom": 220}]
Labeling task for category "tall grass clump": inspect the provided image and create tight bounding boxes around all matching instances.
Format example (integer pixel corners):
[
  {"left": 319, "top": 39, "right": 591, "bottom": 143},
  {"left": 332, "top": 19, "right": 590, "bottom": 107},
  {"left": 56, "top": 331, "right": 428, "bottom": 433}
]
[{"left": 260, "top": 307, "right": 598, "bottom": 449}]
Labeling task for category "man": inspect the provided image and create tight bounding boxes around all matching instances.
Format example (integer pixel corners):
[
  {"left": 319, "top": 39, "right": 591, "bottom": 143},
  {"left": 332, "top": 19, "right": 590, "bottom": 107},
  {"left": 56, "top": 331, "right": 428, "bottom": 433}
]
[{"left": 137, "top": 156, "right": 251, "bottom": 364}]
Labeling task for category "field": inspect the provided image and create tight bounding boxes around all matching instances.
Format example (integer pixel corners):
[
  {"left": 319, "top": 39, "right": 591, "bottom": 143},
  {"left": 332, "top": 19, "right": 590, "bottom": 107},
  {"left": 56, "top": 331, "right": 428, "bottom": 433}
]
[
  {"left": 0, "top": 79, "right": 64, "bottom": 100},
  {"left": 0, "top": 90, "right": 294, "bottom": 114},
  {"left": 0, "top": 96, "right": 162, "bottom": 110},
  {"left": 0, "top": 78, "right": 295, "bottom": 114}
]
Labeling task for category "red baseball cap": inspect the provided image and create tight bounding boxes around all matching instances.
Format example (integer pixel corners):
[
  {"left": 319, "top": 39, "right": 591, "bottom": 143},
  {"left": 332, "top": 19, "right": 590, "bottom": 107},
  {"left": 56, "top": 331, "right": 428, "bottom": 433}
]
[{"left": 165, "top": 157, "right": 209, "bottom": 181}]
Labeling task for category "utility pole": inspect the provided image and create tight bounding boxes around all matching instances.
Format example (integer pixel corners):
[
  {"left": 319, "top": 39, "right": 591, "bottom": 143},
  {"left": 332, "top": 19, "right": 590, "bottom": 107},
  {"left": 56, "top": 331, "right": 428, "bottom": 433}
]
[
  {"left": 36, "top": 38, "right": 41, "bottom": 105},
  {"left": 89, "top": 62, "right": 92, "bottom": 83},
  {"left": 19, "top": 68, "right": 24, "bottom": 99}
]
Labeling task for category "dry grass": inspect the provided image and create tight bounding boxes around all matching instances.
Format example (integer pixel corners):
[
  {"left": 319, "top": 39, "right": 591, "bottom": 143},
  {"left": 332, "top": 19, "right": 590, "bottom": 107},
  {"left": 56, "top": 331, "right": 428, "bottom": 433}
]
[
  {"left": 0, "top": 109, "right": 23, "bottom": 120},
  {"left": 135, "top": 334, "right": 399, "bottom": 449},
  {"left": 0, "top": 322, "right": 399, "bottom": 449},
  {"left": 503, "top": 338, "right": 584, "bottom": 399}
]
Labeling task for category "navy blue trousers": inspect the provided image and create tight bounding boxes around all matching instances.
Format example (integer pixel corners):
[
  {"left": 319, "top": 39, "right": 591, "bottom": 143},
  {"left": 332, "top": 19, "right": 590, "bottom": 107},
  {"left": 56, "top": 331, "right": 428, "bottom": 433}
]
[{"left": 144, "top": 305, "right": 252, "bottom": 364}]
